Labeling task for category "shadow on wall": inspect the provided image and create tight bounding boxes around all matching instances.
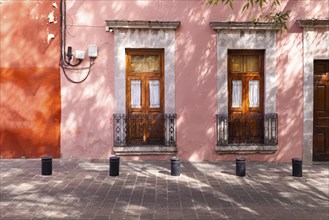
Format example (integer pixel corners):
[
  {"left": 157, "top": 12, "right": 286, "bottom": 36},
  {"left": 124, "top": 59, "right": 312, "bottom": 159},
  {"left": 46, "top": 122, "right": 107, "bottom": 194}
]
[
  {"left": 61, "top": 0, "right": 294, "bottom": 161},
  {"left": 0, "top": 1, "right": 61, "bottom": 158},
  {"left": 0, "top": 67, "right": 61, "bottom": 158},
  {"left": 58, "top": 0, "right": 325, "bottom": 161},
  {"left": 59, "top": 1, "right": 114, "bottom": 159}
]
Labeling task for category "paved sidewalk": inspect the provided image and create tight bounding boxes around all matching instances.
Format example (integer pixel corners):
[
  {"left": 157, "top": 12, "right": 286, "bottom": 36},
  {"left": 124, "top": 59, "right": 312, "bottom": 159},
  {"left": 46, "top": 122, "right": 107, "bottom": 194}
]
[{"left": 0, "top": 159, "right": 328, "bottom": 220}]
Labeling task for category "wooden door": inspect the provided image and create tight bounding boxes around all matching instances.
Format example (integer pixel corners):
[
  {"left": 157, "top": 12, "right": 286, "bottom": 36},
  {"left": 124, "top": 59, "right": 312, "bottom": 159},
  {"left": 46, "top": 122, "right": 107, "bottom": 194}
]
[
  {"left": 313, "top": 60, "right": 329, "bottom": 161},
  {"left": 228, "top": 50, "right": 264, "bottom": 144},
  {"left": 126, "top": 49, "right": 164, "bottom": 145}
]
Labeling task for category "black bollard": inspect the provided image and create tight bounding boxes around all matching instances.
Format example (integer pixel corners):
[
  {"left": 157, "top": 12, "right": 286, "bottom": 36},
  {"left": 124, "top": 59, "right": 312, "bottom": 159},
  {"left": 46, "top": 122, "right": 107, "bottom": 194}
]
[
  {"left": 292, "top": 158, "right": 302, "bottom": 177},
  {"left": 236, "top": 157, "right": 246, "bottom": 177},
  {"left": 171, "top": 157, "right": 181, "bottom": 176},
  {"left": 41, "top": 156, "right": 52, "bottom": 175},
  {"left": 109, "top": 156, "right": 120, "bottom": 176}
]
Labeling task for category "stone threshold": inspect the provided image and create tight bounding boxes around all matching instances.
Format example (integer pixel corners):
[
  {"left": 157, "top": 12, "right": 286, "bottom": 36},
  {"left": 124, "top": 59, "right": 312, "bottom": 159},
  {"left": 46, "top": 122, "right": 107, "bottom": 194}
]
[
  {"left": 312, "top": 161, "right": 329, "bottom": 165},
  {"left": 113, "top": 145, "right": 177, "bottom": 156},
  {"left": 215, "top": 145, "right": 277, "bottom": 154}
]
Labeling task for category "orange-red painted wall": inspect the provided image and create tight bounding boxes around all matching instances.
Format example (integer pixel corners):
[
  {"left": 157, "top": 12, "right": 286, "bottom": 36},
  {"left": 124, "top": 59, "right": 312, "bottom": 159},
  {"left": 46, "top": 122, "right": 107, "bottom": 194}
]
[{"left": 0, "top": 1, "right": 61, "bottom": 158}]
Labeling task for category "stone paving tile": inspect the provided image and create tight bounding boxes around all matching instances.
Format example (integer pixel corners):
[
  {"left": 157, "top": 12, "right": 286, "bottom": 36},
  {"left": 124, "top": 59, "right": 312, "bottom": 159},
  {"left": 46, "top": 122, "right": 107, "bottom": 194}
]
[{"left": 0, "top": 159, "right": 328, "bottom": 219}]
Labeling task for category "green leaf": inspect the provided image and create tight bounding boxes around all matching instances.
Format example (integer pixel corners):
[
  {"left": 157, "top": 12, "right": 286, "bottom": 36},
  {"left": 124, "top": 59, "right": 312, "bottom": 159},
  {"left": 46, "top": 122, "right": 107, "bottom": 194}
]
[
  {"left": 228, "top": 0, "right": 233, "bottom": 9},
  {"left": 206, "top": 0, "right": 290, "bottom": 32},
  {"left": 242, "top": 3, "right": 250, "bottom": 12},
  {"left": 207, "top": 0, "right": 219, "bottom": 5}
]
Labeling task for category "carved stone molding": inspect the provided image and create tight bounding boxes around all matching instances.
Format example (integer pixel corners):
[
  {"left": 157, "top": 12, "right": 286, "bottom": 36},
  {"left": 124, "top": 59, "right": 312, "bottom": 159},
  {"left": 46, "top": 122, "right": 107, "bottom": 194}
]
[
  {"left": 106, "top": 20, "right": 180, "bottom": 30},
  {"left": 210, "top": 22, "right": 281, "bottom": 31},
  {"left": 297, "top": 19, "right": 329, "bottom": 28}
]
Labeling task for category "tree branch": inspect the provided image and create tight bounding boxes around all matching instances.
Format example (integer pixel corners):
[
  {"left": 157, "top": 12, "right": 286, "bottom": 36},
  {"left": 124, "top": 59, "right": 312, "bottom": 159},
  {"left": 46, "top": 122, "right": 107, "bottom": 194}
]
[{"left": 207, "top": 0, "right": 290, "bottom": 32}]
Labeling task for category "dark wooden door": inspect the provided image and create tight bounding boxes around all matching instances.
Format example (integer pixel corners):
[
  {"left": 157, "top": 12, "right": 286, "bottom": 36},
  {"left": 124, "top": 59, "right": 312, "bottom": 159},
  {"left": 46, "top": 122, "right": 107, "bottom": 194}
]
[
  {"left": 126, "top": 49, "right": 164, "bottom": 145},
  {"left": 313, "top": 60, "right": 329, "bottom": 161},
  {"left": 228, "top": 50, "right": 264, "bottom": 144}
]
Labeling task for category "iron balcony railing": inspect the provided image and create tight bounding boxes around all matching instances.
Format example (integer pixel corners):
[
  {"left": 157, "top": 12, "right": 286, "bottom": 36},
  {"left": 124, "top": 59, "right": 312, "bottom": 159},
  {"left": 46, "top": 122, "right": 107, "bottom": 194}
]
[
  {"left": 113, "top": 113, "right": 177, "bottom": 147},
  {"left": 216, "top": 113, "right": 278, "bottom": 146}
]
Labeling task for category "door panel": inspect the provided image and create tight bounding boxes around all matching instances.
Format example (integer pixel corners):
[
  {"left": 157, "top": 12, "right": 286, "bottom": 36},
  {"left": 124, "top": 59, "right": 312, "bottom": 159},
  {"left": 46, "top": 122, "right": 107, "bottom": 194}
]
[
  {"left": 126, "top": 76, "right": 145, "bottom": 145},
  {"left": 314, "top": 60, "right": 329, "bottom": 161},
  {"left": 127, "top": 113, "right": 144, "bottom": 145},
  {"left": 315, "top": 85, "right": 326, "bottom": 111},
  {"left": 228, "top": 76, "right": 245, "bottom": 143},
  {"left": 146, "top": 113, "right": 164, "bottom": 145},
  {"left": 314, "top": 133, "right": 325, "bottom": 153},
  {"left": 146, "top": 76, "right": 164, "bottom": 144},
  {"left": 228, "top": 50, "right": 264, "bottom": 144},
  {"left": 126, "top": 49, "right": 164, "bottom": 145}
]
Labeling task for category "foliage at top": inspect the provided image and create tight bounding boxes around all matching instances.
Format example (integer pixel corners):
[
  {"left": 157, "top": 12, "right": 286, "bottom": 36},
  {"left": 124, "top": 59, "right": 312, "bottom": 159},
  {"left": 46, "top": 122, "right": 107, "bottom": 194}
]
[{"left": 207, "top": 0, "right": 290, "bottom": 31}]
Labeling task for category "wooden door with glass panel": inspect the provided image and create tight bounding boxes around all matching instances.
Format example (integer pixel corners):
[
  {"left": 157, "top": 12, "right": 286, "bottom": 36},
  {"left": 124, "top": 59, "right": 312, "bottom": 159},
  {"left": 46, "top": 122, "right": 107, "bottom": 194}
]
[
  {"left": 126, "top": 49, "right": 164, "bottom": 145},
  {"left": 228, "top": 50, "right": 264, "bottom": 144}
]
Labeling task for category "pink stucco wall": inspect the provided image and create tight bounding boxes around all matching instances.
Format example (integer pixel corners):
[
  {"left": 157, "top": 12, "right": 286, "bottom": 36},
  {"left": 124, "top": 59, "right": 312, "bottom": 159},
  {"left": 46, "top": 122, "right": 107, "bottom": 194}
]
[{"left": 61, "top": 0, "right": 329, "bottom": 162}]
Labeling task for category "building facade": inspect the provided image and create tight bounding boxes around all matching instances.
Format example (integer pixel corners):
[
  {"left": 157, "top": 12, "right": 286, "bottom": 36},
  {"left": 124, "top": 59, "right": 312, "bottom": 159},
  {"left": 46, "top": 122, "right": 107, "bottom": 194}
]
[{"left": 1, "top": 0, "right": 328, "bottom": 164}]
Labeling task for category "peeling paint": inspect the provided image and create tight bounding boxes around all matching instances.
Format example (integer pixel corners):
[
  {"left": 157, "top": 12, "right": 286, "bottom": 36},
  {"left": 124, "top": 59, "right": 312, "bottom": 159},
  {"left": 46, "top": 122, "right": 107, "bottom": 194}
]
[
  {"left": 48, "top": 11, "right": 55, "bottom": 23},
  {"left": 30, "top": 8, "right": 39, "bottom": 20},
  {"left": 52, "top": 2, "right": 58, "bottom": 8},
  {"left": 47, "top": 34, "right": 55, "bottom": 43}
]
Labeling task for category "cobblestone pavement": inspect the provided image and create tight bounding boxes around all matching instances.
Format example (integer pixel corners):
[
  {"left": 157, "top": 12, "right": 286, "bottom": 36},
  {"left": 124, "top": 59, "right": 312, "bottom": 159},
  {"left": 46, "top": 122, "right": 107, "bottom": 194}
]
[{"left": 0, "top": 159, "right": 328, "bottom": 220}]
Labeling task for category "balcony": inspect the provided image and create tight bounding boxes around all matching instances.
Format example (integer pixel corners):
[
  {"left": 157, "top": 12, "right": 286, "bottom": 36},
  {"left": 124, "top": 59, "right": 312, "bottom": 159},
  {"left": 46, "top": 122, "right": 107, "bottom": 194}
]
[
  {"left": 113, "top": 113, "right": 177, "bottom": 155},
  {"left": 216, "top": 113, "right": 278, "bottom": 153}
]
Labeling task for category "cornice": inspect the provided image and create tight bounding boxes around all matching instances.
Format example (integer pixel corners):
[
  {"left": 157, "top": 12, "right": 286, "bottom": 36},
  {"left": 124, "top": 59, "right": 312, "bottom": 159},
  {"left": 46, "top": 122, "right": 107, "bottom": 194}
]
[
  {"left": 105, "top": 20, "right": 180, "bottom": 30},
  {"left": 210, "top": 22, "right": 282, "bottom": 31},
  {"left": 297, "top": 19, "right": 329, "bottom": 28}
]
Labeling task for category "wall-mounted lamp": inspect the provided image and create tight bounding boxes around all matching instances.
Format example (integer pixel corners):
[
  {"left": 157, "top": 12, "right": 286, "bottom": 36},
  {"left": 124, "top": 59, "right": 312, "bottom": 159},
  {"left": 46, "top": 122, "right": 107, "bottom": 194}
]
[
  {"left": 105, "top": 26, "right": 114, "bottom": 33},
  {"left": 65, "top": 46, "right": 83, "bottom": 66}
]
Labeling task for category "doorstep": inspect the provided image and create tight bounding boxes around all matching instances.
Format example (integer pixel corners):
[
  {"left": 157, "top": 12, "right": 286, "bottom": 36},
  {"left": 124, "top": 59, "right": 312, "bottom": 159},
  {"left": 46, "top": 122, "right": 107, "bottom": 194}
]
[
  {"left": 113, "top": 145, "right": 177, "bottom": 155},
  {"left": 215, "top": 145, "right": 277, "bottom": 154}
]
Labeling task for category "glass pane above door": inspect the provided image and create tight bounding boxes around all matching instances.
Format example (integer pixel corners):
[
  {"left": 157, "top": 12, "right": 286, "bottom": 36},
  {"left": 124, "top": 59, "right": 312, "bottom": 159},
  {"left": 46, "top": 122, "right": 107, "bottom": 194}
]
[
  {"left": 231, "top": 56, "right": 243, "bottom": 72},
  {"left": 131, "top": 55, "right": 160, "bottom": 72},
  {"left": 245, "top": 56, "right": 259, "bottom": 72}
]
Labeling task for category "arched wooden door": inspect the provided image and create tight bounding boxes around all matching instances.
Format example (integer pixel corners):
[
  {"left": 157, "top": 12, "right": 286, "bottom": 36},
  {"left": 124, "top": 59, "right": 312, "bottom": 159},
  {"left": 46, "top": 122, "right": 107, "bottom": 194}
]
[{"left": 126, "top": 49, "right": 164, "bottom": 145}]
